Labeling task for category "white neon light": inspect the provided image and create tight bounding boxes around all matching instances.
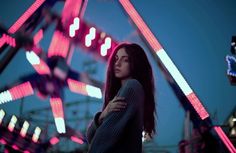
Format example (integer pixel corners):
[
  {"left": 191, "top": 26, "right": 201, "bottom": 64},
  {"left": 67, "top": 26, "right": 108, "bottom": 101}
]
[
  {"left": 55, "top": 118, "right": 66, "bottom": 134},
  {"left": 32, "top": 126, "right": 41, "bottom": 142},
  {"left": 100, "top": 37, "right": 111, "bottom": 56},
  {"left": 0, "top": 90, "right": 12, "bottom": 104},
  {"left": 226, "top": 55, "right": 236, "bottom": 77},
  {"left": 20, "top": 121, "right": 29, "bottom": 137},
  {"left": 8, "top": 115, "right": 17, "bottom": 132},
  {"left": 156, "top": 49, "right": 192, "bottom": 95},
  {"left": 0, "top": 109, "right": 5, "bottom": 124},
  {"left": 69, "top": 17, "right": 80, "bottom": 38},
  {"left": 86, "top": 84, "right": 102, "bottom": 99},
  {"left": 26, "top": 51, "right": 40, "bottom": 65},
  {"left": 85, "top": 27, "right": 96, "bottom": 47}
]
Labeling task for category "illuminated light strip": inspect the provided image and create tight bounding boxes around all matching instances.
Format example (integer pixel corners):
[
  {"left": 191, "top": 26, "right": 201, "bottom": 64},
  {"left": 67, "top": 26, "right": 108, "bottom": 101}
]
[
  {"left": 33, "top": 29, "right": 43, "bottom": 45},
  {"left": 226, "top": 55, "right": 236, "bottom": 77},
  {"left": 0, "top": 34, "right": 16, "bottom": 48},
  {"left": 156, "top": 50, "right": 192, "bottom": 95},
  {"left": 32, "top": 126, "right": 41, "bottom": 142},
  {"left": 8, "top": 0, "right": 46, "bottom": 34},
  {"left": 0, "top": 36, "right": 6, "bottom": 48},
  {"left": 48, "top": 31, "right": 70, "bottom": 58},
  {"left": 50, "top": 136, "right": 60, "bottom": 145},
  {"left": 0, "top": 139, "right": 7, "bottom": 145},
  {"left": 62, "top": 0, "right": 82, "bottom": 24},
  {"left": 50, "top": 98, "right": 66, "bottom": 134},
  {"left": 119, "top": 0, "right": 210, "bottom": 120},
  {"left": 86, "top": 84, "right": 102, "bottom": 99},
  {"left": 214, "top": 126, "right": 236, "bottom": 153},
  {"left": 0, "top": 109, "right": 6, "bottom": 124},
  {"left": 8, "top": 115, "right": 17, "bottom": 132},
  {"left": 8, "top": 82, "right": 34, "bottom": 101},
  {"left": 71, "top": 136, "right": 83, "bottom": 144},
  {"left": 67, "top": 78, "right": 88, "bottom": 95},
  {"left": 23, "top": 150, "right": 30, "bottom": 153},
  {"left": 50, "top": 98, "right": 64, "bottom": 118},
  {"left": 20, "top": 121, "right": 29, "bottom": 137},
  {"left": 100, "top": 37, "right": 111, "bottom": 56},
  {"left": 31, "top": 59, "right": 51, "bottom": 75},
  {"left": 0, "top": 90, "right": 13, "bottom": 104},
  {"left": 85, "top": 27, "right": 96, "bottom": 47},
  {"left": 69, "top": 17, "right": 80, "bottom": 38},
  {"left": 119, "top": 0, "right": 162, "bottom": 52},
  {"left": 119, "top": 1, "right": 236, "bottom": 152},
  {"left": 12, "top": 145, "right": 19, "bottom": 150},
  {"left": 186, "top": 93, "right": 209, "bottom": 120},
  {"left": 26, "top": 51, "right": 51, "bottom": 75},
  {"left": 67, "top": 78, "right": 102, "bottom": 99},
  {"left": 157, "top": 50, "right": 209, "bottom": 119}
]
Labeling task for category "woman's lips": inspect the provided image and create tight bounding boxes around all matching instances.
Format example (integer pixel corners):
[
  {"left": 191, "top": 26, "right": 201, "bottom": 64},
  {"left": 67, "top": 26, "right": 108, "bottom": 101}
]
[{"left": 114, "top": 69, "right": 121, "bottom": 73}]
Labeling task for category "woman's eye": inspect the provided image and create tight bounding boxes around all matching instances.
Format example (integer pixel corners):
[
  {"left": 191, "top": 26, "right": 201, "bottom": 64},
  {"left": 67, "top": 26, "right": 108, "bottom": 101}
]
[{"left": 124, "top": 58, "right": 129, "bottom": 62}]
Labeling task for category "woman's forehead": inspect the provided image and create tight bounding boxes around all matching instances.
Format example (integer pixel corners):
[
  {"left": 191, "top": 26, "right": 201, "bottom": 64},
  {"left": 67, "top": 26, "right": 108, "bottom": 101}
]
[{"left": 116, "top": 48, "right": 128, "bottom": 56}]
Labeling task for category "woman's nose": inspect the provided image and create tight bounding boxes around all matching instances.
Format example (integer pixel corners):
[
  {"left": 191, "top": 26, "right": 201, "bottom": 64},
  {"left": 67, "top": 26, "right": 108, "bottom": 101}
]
[{"left": 115, "top": 59, "right": 121, "bottom": 66}]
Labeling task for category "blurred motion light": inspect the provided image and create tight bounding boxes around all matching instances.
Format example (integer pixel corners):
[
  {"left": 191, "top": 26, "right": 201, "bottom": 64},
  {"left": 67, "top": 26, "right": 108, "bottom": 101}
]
[
  {"left": 20, "top": 121, "right": 30, "bottom": 137},
  {"left": 8, "top": 115, "right": 17, "bottom": 132},
  {"left": 26, "top": 51, "right": 40, "bottom": 65},
  {"left": 50, "top": 136, "right": 60, "bottom": 145},
  {"left": 86, "top": 84, "right": 102, "bottom": 99},
  {"left": 69, "top": 17, "right": 80, "bottom": 38},
  {"left": 0, "top": 109, "right": 6, "bottom": 124},
  {"left": 85, "top": 27, "right": 96, "bottom": 47},
  {"left": 0, "top": 91, "right": 13, "bottom": 104},
  {"left": 100, "top": 37, "right": 111, "bottom": 56},
  {"left": 71, "top": 136, "right": 83, "bottom": 144},
  {"left": 32, "top": 126, "right": 41, "bottom": 142}
]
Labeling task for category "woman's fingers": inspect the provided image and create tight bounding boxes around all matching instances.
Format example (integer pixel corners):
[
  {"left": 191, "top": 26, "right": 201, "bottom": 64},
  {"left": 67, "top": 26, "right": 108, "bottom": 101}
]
[
  {"left": 112, "top": 97, "right": 125, "bottom": 102},
  {"left": 109, "top": 102, "right": 127, "bottom": 112}
]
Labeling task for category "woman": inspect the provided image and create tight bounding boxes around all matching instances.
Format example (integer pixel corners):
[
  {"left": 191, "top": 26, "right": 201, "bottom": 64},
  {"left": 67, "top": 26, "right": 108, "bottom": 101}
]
[{"left": 86, "top": 43, "right": 156, "bottom": 153}]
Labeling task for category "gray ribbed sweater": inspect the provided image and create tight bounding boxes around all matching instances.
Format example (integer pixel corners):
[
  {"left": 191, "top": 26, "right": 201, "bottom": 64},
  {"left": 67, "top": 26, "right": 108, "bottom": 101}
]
[{"left": 86, "top": 79, "right": 144, "bottom": 153}]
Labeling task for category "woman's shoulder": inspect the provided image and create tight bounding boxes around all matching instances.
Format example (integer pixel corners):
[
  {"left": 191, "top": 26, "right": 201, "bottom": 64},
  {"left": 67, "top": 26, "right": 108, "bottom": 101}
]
[{"left": 123, "top": 79, "right": 143, "bottom": 90}]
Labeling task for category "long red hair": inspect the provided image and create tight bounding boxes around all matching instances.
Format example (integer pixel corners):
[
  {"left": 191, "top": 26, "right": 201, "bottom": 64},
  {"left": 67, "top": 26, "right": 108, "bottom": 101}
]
[{"left": 103, "top": 43, "right": 156, "bottom": 137}]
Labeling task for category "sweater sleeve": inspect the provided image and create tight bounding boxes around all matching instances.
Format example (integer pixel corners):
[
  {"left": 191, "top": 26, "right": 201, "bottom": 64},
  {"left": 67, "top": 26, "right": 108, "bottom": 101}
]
[
  {"left": 86, "top": 112, "right": 102, "bottom": 144},
  {"left": 88, "top": 79, "right": 144, "bottom": 153}
]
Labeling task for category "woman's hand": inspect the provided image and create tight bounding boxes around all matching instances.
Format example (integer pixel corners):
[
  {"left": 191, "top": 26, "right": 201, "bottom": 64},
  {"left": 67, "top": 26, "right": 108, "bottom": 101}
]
[{"left": 99, "top": 96, "right": 126, "bottom": 124}]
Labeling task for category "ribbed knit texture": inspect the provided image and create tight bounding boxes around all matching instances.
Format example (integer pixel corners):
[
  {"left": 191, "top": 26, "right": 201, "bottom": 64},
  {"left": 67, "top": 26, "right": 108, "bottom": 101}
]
[{"left": 86, "top": 79, "right": 144, "bottom": 153}]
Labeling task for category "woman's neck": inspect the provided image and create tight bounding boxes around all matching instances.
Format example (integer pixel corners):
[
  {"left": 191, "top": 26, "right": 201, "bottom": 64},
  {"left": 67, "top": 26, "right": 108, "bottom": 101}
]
[{"left": 121, "top": 77, "right": 132, "bottom": 86}]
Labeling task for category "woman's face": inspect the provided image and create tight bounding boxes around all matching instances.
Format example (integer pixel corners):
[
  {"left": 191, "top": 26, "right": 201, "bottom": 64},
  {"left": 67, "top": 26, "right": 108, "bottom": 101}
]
[{"left": 114, "top": 48, "right": 131, "bottom": 80}]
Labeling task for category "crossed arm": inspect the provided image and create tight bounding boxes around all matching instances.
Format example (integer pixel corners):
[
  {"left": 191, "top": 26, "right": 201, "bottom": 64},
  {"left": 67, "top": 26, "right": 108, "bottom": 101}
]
[{"left": 86, "top": 79, "right": 144, "bottom": 153}]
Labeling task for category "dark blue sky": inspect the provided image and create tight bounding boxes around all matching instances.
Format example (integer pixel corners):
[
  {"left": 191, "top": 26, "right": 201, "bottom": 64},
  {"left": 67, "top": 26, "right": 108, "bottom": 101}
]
[{"left": 0, "top": 0, "right": 236, "bottom": 152}]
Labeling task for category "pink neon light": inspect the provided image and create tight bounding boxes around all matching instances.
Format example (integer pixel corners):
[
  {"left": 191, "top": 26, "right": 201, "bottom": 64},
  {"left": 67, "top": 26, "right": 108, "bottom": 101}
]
[
  {"left": 186, "top": 93, "right": 209, "bottom": 120},
  {"left": 0, "top": 139, "right": 7, "bottom": 145},
  {"left": 214, "top": 126, "right": 236, "bottom": 153},
  {"left": 67, "top": 78, "right": 87, "bottom": 95},
  {"left": 119, "top": 0, "right": 162, "bottom": 52},
  {"left": 71, "top": 136, "right": 83, "bottom": 144},
  {"left": 23, "top": 150, "right": 30, "bottom": 153},
  {"left": 33, "top": 29, "right": 43, "bottom": 44},
  {"left": 50, "top": 98, "right": 64, "bottom": 118},
  {"left": 8, "top": 0, "right": 46, "bottom": 34},
  {"left": 119, "top": 0, "right": 211, "bottom": 121},
  {"left": 48, "top": 31, "right": 70, "bottom": 58},
  {"left": 12, "top": 145, "right": 19, "bottom": 150},
  {"left": 50, "top": 136, "right": 59, "bottom": 145},
  {"left": 62, "top": 0, "right": 82, "bottom": 24},
  {"left": 33, "top": 59, "right": 51, "bottom": 75},
  {"left": 9, "top": 82, "right": 34, "bottom": 100},
  {"left": 0, "top": 34, "right": 16, "bottom": 48},
  {"left": 8, "top": 125, "right": 14, "bottom": 132}
]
